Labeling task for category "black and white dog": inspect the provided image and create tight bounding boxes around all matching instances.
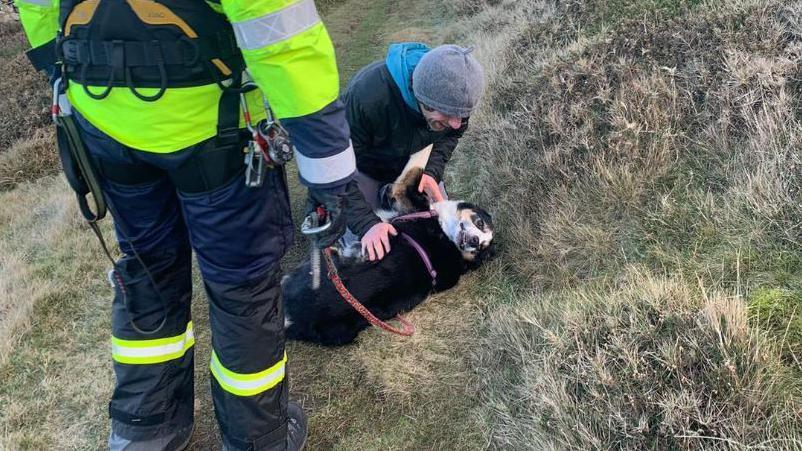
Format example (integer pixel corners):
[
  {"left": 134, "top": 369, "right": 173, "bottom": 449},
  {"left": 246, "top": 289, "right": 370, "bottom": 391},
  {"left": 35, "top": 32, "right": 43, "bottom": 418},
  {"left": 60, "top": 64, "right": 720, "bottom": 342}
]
[{"left": 282, "top": 163, "right": 495, "bottom": 346}]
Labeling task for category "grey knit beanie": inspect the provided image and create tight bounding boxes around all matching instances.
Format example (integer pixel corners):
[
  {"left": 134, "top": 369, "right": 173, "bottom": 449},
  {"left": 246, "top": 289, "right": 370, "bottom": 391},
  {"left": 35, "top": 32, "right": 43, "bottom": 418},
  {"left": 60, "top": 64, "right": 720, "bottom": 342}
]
[{"left": 412, "top": 45, "right": 485, "bottom": 118}]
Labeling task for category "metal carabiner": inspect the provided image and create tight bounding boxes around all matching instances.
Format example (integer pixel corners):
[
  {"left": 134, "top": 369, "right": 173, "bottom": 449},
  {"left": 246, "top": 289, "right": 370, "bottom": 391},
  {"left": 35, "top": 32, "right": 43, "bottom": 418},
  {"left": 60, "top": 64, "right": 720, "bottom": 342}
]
[
  {"left": 239, "top": 85, "right": 256, "bottom": 134},
  {"left": 244, "top": 140, "right": 265, "bottom": 188},
  {"left": 51, "top": 77, "right": 63, "bottom": 124},
  {"left": 300, "top": 210, "right": 332, "bottom": 235}
]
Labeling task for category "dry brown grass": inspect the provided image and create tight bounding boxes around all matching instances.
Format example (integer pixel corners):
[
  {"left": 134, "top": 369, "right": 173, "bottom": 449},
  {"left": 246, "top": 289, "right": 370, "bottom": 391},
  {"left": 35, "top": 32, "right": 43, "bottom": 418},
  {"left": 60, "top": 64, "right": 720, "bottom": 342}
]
[
  {"left": 454, "top": 0, "right": 802, "bottom": 287},
  {"left": 443, "top": 0, "right": 802, "bottom": 447},
  {"left": 478, "top": 268, "right": 802, "bottom": 449},
  {"left": 0, "top": 127, "right": 58, "bottom": 190},
  {"left": 0, "top": 36, "right": 51, "bottom": 148},
  {"left": 0, "top": 21, "right": 58, "bottom": 187},
  {"left": 0, "top": 176, "right": 114, "bottom": 449}
]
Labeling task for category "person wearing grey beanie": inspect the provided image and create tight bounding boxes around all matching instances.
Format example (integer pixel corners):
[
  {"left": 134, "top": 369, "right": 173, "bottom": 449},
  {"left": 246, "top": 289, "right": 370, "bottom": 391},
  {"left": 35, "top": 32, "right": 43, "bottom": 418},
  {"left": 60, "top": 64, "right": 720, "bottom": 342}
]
[
  {"left": 337, "top": 42, "right": 486, "bottom": 262},
  {"left": 413, "top": 44, "right": 486, "bottom": 126}
]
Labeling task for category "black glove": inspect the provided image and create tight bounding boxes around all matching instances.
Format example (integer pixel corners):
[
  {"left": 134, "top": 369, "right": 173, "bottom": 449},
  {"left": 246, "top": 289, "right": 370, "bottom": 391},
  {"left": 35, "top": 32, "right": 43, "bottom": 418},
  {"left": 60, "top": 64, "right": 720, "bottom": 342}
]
[{"left": 305, "top": 187, "right": 347, "bottom": 249}]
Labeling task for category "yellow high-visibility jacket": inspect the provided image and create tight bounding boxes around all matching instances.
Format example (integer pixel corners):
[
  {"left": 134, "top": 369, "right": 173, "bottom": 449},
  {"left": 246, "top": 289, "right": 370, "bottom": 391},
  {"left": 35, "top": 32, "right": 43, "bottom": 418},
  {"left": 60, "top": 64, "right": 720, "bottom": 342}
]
[{"left": 15, "top": 0, "right": 355, "bottom": 189}]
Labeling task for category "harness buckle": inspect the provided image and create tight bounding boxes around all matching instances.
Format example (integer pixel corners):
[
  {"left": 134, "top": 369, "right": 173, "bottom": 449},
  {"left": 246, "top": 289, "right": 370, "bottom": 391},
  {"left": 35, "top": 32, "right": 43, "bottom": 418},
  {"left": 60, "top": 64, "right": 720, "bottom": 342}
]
[{"left": 60, "top": 39, "right": 84, "bottom": 64}]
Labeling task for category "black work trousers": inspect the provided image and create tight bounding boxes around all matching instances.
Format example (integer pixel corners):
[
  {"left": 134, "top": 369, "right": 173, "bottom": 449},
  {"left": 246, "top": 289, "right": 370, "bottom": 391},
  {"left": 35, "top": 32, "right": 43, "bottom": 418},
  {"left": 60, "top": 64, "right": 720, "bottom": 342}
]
[{"left": 75, "top": 112, "right": 294, "bottom": 450}]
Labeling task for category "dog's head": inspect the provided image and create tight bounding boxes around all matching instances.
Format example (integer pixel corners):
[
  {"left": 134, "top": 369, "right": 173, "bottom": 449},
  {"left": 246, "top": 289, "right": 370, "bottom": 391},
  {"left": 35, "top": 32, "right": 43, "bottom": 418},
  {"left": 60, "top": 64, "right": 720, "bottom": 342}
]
[{"left": 432, "top": 200, "right": 495, "bottom": 267}]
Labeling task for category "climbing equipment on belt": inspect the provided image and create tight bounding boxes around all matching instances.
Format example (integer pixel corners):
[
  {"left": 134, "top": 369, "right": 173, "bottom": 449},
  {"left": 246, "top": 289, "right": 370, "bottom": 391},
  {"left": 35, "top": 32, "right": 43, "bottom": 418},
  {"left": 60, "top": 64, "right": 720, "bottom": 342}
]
[{"left": 240, "top": 80, "right": 295, "bottom": 188}]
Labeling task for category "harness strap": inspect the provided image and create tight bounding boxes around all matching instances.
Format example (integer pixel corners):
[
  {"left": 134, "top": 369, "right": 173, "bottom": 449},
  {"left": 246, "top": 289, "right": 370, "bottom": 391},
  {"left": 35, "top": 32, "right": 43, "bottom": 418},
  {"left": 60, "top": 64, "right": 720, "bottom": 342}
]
[
  {"left": 61, "top": 33, "right": 240, "bottom": 69},
  {"left": 391, "top": 210, "right": 438, "bottom": 223},
  {"left": 399, "top": 232, "right": 437, "bottom": 286},
  {"left": 57, "top": 112, "right": 107, "bottom": 223},
  {"left": 391, "top": 210, "right": 439, "bottom": 285},
  {"left": 216, "top": 74, "right": 251, "bottom": 149}
]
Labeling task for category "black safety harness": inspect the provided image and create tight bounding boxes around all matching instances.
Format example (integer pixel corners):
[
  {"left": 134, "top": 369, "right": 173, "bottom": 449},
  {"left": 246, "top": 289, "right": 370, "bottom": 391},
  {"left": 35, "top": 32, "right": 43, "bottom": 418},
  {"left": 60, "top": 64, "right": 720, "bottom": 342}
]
[
  {"left": 38, "top": 0, "right": 251, "bottom": 205},
  {"left": 30, "top": 0, "right": 257, "bottom": 336}
]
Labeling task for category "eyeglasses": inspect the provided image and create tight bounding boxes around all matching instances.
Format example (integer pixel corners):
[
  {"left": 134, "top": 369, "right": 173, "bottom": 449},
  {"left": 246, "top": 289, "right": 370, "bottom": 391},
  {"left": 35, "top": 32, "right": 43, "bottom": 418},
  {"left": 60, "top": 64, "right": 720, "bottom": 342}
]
[{"left": 419, "top": 102, "right": 469, "bottom": 127}]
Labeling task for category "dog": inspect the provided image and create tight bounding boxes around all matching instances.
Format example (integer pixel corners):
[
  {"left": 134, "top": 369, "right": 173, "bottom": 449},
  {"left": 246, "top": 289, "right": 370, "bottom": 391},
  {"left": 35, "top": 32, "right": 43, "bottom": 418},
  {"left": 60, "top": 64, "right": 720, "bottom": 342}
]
[{"left": 282, "top": 152, "right": 495, "bottom": 346}]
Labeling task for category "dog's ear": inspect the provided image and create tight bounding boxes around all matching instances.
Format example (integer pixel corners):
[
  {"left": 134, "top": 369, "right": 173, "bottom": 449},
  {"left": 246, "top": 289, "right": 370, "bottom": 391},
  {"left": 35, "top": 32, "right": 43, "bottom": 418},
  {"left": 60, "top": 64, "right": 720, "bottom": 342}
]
[
  {"left": 404, "top": 176, "right": 431, "bottom": 212},
  {"left": 391, "top": 166, "right": 431, "bottom": 213}
]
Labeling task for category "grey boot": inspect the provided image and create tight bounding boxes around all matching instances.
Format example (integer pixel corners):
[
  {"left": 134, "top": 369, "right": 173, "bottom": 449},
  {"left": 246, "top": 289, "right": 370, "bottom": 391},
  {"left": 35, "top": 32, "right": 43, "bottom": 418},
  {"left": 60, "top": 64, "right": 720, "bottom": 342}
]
[
  {"left": 220, "top": 401, "right": 307, "bottom": 451},
  {"left": 109, "top": 424, "right": 193, "bottom": 451},
  {"left": 286, "top": 401, "right": 308, "bottom": 451}
]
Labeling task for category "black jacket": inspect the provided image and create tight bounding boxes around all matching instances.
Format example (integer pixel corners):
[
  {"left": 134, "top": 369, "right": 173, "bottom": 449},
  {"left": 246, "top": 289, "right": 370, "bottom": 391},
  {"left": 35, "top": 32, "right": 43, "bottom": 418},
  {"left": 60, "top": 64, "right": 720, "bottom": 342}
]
[{"left": 343, "top": 60, "right": 467, "bottom": 185}]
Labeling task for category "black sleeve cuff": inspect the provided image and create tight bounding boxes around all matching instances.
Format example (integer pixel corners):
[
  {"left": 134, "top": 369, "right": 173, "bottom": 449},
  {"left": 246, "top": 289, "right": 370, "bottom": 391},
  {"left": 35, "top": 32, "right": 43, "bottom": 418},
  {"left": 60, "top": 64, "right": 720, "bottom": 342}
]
[{"left": 344, "top": 180, "right": 382, "bottom": 237}]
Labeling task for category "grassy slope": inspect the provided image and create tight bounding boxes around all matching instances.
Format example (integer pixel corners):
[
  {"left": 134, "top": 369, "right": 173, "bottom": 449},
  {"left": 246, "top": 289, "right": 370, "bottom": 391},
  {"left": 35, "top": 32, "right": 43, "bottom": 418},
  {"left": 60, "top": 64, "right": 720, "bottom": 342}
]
[{"left": 443, "top": 0, "right": 802, "bottom": 448}]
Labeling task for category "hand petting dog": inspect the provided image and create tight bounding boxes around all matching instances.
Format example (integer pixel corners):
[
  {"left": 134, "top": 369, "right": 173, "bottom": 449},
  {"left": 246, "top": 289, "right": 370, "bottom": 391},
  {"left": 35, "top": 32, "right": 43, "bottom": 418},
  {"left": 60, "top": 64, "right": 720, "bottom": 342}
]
[
  {"left": 361, "top": 222, "right": 398, "bottom": 261},
  {"left": 418, "top": 173, "right": 445, "bottom": 203}
]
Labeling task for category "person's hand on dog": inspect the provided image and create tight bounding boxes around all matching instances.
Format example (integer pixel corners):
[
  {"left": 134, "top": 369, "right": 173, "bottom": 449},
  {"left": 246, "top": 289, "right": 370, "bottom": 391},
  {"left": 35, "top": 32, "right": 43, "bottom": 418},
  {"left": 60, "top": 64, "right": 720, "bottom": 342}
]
[
  {"left": 361, "top": 222, "right": 398, "bottom": 261},
  {"left": 306, "top": 187, "right": 347, "bottom": 249},
  {"left": 418, "top": 173, "right": 445, "bottom": 203}
]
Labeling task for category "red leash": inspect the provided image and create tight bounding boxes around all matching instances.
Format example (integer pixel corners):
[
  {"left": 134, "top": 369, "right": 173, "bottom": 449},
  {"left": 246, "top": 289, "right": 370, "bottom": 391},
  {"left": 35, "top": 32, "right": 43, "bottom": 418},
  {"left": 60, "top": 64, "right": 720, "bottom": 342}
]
[{"left": 322, "top": 247, "right": 415, "bottom": 337}]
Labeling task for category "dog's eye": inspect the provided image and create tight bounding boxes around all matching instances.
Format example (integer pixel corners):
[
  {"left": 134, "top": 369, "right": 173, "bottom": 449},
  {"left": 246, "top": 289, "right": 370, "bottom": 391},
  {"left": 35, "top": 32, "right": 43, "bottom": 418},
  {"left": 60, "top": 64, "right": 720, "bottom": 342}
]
[{"left": 476, "top": 219, "right": 484, "bottom": 229}]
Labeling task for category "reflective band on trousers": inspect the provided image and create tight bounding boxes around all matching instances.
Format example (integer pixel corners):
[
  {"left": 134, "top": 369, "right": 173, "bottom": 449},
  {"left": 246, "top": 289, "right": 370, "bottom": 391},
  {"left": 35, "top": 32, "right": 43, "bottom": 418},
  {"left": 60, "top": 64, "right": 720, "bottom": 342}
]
[
  {"left": 112, "top": 322, "right": 195, "bottom": 365},
  {"left": 294, "top": 141, "right": 356, "bottom": 185},
  {"left": 210, "top": 351, "right": 287, "bottom": 397},
  {"left": 231, "top": 0, "right": 320, "bottom": 50}
]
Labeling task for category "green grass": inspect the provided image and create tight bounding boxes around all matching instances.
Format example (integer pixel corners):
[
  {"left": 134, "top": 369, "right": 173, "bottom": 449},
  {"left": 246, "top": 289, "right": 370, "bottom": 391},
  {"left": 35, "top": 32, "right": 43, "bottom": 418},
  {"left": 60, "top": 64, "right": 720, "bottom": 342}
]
[
  {"left": 748, "top": 288, "right": 802, "bottom": 370},
  {"left": 585, "top": 0, "right": 708, "bottom": 32},
  {"left": 323, "top": 0, "right": 450, "bottom": 88},
  {"left": 325, "top": 0, "right": 393, "bottom": 84}
]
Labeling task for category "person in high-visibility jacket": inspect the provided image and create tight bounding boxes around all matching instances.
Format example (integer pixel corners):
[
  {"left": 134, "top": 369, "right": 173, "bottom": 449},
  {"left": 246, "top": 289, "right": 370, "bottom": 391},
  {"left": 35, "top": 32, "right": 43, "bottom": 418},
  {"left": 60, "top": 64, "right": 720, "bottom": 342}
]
[{"left": 15, "top": 0, "right": 354, "bottom": 449}]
